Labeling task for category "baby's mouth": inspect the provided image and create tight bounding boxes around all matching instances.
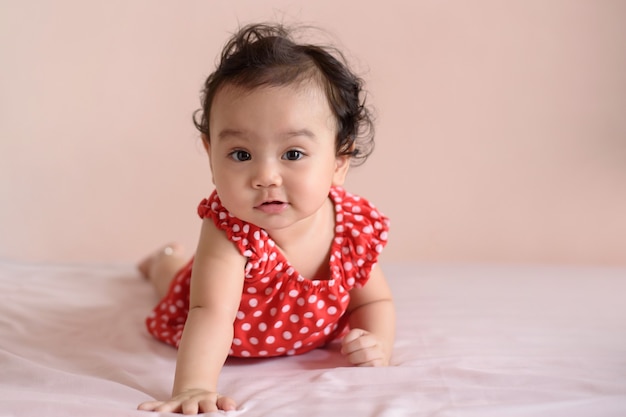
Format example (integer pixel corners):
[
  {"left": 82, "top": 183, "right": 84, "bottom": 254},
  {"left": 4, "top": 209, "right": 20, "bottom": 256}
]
[{"left": 255, "top": 201, "right": 289, "bottom": 213}]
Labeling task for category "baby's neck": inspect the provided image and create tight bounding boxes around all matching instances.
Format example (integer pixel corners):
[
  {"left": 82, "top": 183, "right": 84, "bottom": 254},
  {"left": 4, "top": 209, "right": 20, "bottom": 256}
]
[{"left": 268, "top": 198, "right": 336, "bottom": 280}]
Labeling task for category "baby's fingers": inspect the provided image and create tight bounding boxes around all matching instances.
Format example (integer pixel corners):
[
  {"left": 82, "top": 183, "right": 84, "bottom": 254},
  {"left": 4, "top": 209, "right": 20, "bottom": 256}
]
[
  {"left": 216, "top": 394, "right": 238, "bottom": 411},
  {"left": 341, "top": 328, "right": 387, "bottom": 366},
  {"left": 341, "top": 329, "right": 376, "bottom": 354},
  {"left": 192, "top": 394, "right": 237, "bottom": 413},
  {"left": 137, "top": 400, "right": 180, "bottom": 413}
]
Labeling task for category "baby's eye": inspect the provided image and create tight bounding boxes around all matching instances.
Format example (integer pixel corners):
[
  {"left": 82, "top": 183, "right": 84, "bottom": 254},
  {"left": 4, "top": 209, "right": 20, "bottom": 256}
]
[
  {"left": 230, "top": 150, "right": 251, "bottom": 161},
  {"left": 283, "top": 150, "right": 304, "bottom": 161}
]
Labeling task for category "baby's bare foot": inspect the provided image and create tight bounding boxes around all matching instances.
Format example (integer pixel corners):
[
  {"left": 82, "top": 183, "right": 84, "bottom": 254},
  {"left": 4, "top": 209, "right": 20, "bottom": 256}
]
[{"left": 138, "top": 243, "right": 185, "bottom": 280}]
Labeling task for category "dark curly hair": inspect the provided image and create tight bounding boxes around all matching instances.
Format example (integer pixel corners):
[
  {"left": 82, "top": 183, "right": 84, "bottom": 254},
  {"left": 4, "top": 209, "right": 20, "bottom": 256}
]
[{"left": 193, "top": 23, "right": 375, "bottom": 166}]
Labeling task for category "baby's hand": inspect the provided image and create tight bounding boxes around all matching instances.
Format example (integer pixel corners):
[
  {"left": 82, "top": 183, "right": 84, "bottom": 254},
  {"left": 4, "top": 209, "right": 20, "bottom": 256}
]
[
  {"left": 340, "top": 328, "right": 389, "bottom": 367},
  {"left": 137, "top": 389, "right": 236, "bottom": 414}
]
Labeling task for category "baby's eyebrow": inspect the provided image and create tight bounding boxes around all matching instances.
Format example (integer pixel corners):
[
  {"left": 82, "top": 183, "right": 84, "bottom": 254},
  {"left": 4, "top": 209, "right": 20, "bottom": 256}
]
[
  {"left": 283, "top": 129, "right": 317, "bottom": 140},
  {"left": 217, "top": 128, "right": 319, "bottom": 142},
  {"left": 217, "top": 128, "right": 246, "bottom": 141}
]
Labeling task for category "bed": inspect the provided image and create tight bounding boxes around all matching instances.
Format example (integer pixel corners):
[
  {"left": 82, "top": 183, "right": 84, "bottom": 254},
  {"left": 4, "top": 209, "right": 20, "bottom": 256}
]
[{"left": 1, "top": 260, "right": 625, "bottom": 416}]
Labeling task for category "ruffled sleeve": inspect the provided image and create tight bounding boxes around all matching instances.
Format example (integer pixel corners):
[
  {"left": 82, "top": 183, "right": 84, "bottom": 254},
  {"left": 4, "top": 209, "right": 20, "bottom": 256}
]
[
  {"left": 197, "top": 191, "right": 269, "bottom": 277},
  {"left": 329, "top": 187, "right": 390, "bottom": 289}
]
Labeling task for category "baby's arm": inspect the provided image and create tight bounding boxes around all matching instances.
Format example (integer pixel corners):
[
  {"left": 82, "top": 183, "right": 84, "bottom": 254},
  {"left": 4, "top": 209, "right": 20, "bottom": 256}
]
[
  {"left": 341, "top": 264, "right": 396, "bottom": 366},
  {"left": 138, "top": 219, "right": 246, "bottom": 414}
]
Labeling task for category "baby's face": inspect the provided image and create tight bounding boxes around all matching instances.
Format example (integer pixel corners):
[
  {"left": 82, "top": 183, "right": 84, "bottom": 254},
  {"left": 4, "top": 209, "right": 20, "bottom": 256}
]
[{"left": 205, "top": 82, "right": 350, "bottom": 234}]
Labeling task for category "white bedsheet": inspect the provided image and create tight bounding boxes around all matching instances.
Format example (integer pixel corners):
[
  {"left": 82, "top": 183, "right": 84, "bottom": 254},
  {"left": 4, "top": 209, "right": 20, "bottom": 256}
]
[{"left": 1, "top": 261, "right": 625, "bottom": 417}]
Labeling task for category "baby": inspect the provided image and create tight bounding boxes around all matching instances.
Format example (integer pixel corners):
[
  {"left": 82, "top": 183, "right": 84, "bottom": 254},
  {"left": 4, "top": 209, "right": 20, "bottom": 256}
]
[{"left": 138, "top": 22, "right": 395, "bottom": 414}]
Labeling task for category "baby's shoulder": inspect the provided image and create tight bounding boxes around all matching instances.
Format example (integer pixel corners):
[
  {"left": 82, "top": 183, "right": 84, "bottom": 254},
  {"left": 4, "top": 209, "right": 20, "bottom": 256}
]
[{"left": 331, "top": 187, "right": 389, "bottom": 229}]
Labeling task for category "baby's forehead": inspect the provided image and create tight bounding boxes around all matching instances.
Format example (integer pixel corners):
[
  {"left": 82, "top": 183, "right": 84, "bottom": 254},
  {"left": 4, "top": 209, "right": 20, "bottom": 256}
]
[{"left": 211, "top": 80, "right": 334, "bottom": 121}]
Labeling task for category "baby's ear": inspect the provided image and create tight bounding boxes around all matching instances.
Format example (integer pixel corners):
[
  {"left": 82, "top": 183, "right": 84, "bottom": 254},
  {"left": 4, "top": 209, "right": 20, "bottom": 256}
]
[
  {"left": 332, "top": 154, "right": 351, "bottom": 186},
  {"left": 201, "top": 134, "right": 210, "bottom": 153}
]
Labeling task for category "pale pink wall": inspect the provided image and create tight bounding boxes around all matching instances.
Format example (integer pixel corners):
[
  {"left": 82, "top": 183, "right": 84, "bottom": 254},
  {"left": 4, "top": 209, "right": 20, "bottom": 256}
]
[{"left": 1, "top": 0, "right": 625, "bottom": 265}]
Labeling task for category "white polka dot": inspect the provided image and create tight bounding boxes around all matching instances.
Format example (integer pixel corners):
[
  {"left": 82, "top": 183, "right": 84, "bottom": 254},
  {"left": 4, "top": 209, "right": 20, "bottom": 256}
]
[
  {"left": 281, "top": 304, "right": 290, "bottom": 313},
  {"left": 316, "top": 318, "right": 325, "bottom": 327},
  {"left": 258, "top": 322, "right": 267, "bottom": 332},
  {"left": 173, "top": 285, "right": 181, "bottom": 293},
  {"left": 347, "top": 277, "right": 355, "bottom": 286},
  {"left": 250, "top": 337, "right": 259, "bottom": 345},
  {"left": 287, "top": 349, "right": 296, "bottom": 355},
  {"left": 299, "top": 327, "right": 309, "bottom": 334},
  {"left": 254, "top": 231, "right": 260, "bottom": 240},
  {"left": 241, "top": 350, "right": 250, "bottom": 357},
  {"left": 243, "top": 224, "right": 249, "bottom": 233},
  {"left": 247, "top": 287, "right": 257, "bottom": 294},
  {"left": 297, "top": 297, "right": 305, "bottom": 306},
  {"left": 270, "top": 307, "right": 277, "bottom": 316},
  {"left": 356, "top": 245, "right": 365, "bottom": 255},
  {"left": 362, "top": 225, "right": 373, "bottom": 234},
  {"left": 380, "top": 231, "right": 388, "bottom": 240},
  {"left": 232, "top": 224, "right": 240, "bottom": 232},
  {"left": 354, "top": 214, "right": 363, "bottom": 221},
  {"left": 290, "top": 314, "right": 299, "bottom": 323},
  {"left": 283, "top": 331, "right": 293, "bottom": 340},
  {"left": 248, "top": 298, "right": 258, "bottom": 308},
  {"left": 253, "top": 310, "right": 263, "bottom": 318},
  {"left": 274, "top": 320, "right": 283, "bottom": 329},
  {"left": 303, "top": 312, "right": 314, "bottom": 319},
  {"left": 169, "top": 305, "right": 177, "bottom": 314},
  {"left": 316, "top": 299, "right": 325, "bottom": 309},
  {"left": 328, "top": 306, "right": 338, "bottom": 315},
  {"left": 352, "top": 206, "right": 361, "bottom": 213},
  {"left": 308, "top": 295, "right": 317, "bottom": 304},
  {"left": 259, "top": 350, "right": 268, "bottom": 356},
  {"left": 241, "top": 323, "right": 251, "bottom": 331},
  {"left": 344, "top": 262, "right": 353, "bottom": 271},
  {"left": 232, "top": 338, "right": 242, "bottom": 346},
  {"left": 294, "top": 341, "right": 303, "bottom": 349},
  {"left": 266, "top": 336, "right": 275, "bottom": 344},
  {"left": 376, "top": 244, "right": 383, "bottom": 253}
]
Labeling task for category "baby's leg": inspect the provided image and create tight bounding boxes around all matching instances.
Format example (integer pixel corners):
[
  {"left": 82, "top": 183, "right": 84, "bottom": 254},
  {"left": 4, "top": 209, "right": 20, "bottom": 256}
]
[{"left": 138, "top": 243, "right": 188, "bottom": 299}]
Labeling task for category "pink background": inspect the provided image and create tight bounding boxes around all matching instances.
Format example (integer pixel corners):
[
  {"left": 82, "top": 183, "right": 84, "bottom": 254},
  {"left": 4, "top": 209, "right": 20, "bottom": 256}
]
[{"left": 1, "top": 0, "right": 625, "bottom": 265}]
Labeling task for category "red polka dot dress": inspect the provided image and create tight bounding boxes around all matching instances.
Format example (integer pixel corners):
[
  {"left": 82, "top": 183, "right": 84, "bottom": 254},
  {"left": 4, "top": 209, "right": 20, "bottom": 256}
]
[{"left": 145, "top": 186, "right": 389, "bottom": 358}]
